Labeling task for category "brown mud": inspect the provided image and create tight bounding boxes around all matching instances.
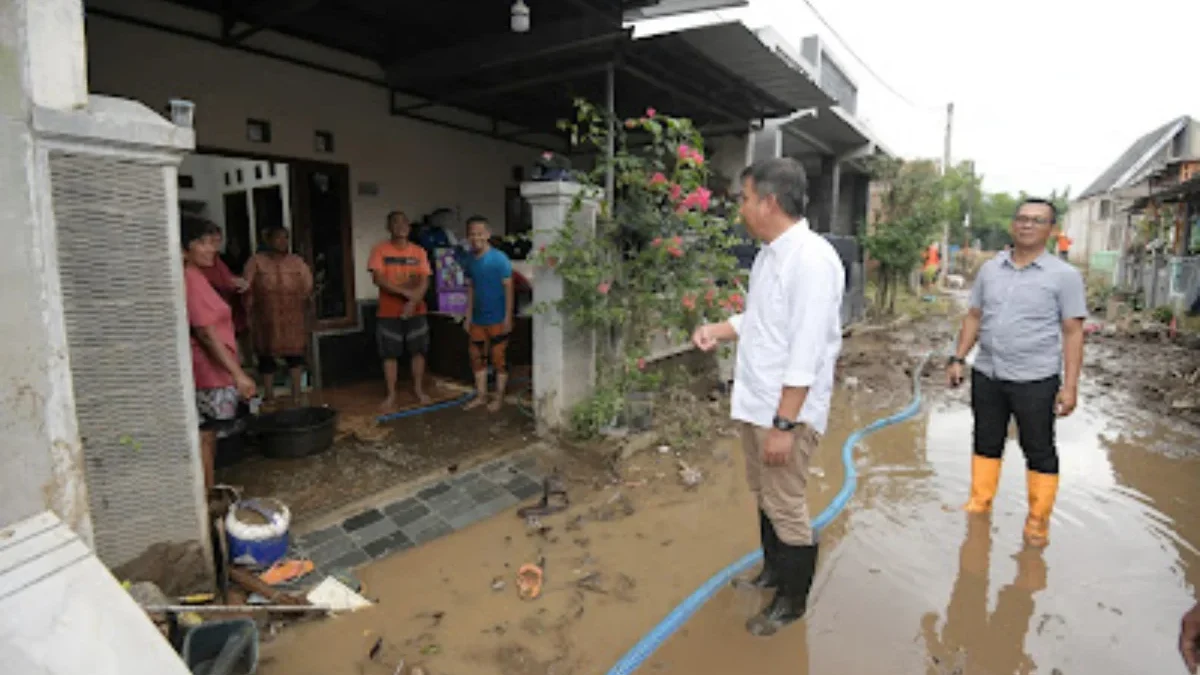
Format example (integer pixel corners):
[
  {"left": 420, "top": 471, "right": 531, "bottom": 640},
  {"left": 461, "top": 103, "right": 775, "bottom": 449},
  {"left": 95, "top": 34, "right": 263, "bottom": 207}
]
[
  {"left": 218, "top": 380, "right": 537, "bottom": 524},
  {"left": 256, "top": 310, "right": 1200, "bottom": 675}
]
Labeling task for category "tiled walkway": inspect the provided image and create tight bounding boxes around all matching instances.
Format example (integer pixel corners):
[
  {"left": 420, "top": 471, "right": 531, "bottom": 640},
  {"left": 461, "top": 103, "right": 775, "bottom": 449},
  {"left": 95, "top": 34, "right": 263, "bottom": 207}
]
[{"left": 287, "top": 454, "right": 544, "bottom": 579}]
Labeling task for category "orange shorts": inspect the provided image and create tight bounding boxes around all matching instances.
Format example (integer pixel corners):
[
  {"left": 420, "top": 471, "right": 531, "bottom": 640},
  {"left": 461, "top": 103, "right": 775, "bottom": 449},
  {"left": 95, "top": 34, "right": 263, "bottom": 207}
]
[{"left": 468, "top": 323, "right": 509, "bottom": 374}]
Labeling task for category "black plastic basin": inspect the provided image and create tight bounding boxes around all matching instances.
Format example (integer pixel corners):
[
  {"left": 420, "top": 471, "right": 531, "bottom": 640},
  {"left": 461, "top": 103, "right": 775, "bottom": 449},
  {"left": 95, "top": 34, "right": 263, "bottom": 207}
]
[{"left": 253, "top": 406, "right": 338, "bottom": 459}]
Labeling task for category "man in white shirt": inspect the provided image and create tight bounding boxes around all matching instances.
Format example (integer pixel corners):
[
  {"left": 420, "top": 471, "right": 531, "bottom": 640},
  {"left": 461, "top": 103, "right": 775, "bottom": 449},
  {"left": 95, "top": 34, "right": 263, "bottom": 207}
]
[{"left": 693, "top": 157, "right": 845, "bottom": 636}]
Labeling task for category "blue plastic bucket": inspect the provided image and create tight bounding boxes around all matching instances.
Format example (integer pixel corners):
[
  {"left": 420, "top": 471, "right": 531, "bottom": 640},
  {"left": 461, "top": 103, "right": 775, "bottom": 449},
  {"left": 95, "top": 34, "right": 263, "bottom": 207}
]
[{"left": 224, "top": 498, "right": 291, "bottom": 569}]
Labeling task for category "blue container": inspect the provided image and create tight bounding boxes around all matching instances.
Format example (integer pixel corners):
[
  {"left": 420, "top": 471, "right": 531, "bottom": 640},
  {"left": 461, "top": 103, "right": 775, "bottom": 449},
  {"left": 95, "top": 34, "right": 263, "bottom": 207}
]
[
  {"left": 182, "top": 619, "right": 259, "bottom": 675},
  {"left": 224, "top": 498, "right": 291, "bottom": 568},
  {"left": 227, "top": 530, "right": 289, "bottom": 569}
]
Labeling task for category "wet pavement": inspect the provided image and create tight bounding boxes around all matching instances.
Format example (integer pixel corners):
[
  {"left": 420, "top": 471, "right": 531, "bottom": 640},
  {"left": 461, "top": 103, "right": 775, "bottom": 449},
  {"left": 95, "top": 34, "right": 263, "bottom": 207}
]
[{"left": 650, "top": 376, "right": 1200, "bottom": 675}]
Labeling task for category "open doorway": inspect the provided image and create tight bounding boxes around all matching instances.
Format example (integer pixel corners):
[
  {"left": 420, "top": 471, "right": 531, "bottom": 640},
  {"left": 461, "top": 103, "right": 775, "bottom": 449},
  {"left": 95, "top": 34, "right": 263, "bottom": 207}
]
[{"left": 178, "top": 151, "right": 356, "bottom": 330}]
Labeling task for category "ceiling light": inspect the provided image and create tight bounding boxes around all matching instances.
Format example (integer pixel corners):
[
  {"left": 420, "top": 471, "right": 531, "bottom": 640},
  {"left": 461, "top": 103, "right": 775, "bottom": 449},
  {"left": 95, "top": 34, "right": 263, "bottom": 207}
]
[{"left": 511, "top": 0, "right": 530, "bottom": 33}]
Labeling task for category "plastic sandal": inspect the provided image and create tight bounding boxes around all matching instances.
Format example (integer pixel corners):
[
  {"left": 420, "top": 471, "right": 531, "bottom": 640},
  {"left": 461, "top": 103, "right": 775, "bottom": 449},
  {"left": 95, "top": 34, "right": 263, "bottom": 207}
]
[{"left": 516, "top": 563, "right": 544, "bottom": 600}]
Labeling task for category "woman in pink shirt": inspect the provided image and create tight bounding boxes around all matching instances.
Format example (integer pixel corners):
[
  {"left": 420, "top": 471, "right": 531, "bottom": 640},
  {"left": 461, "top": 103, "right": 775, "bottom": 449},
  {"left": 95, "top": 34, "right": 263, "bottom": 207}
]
[{"left": 182, "top": 215, "right": 256, "bottom": 490}]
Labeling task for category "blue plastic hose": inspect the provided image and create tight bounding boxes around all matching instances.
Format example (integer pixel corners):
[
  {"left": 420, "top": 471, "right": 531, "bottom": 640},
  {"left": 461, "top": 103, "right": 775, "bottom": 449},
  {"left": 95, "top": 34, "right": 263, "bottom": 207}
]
[
  {"left": 373, "top": 376, "right": 536, "bottom": 424},
  {"left": 606, "top": 352, "right": 934, "bottom": 675},
  {"left": 375, "top": 392, "right": 476, "bottom": 423}
]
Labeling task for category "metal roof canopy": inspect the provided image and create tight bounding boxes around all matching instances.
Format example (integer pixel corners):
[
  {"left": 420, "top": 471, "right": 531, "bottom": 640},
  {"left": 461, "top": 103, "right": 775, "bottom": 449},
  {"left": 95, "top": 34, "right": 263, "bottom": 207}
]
[
  {"left": 781, "top": 106, "right": 871, "bottom": 156},
  {"left": 386, "top": 20, "right": 832, "bottom": 138},
  {"left": 113, "top": 2, "right": 826, "bottom": 149}
]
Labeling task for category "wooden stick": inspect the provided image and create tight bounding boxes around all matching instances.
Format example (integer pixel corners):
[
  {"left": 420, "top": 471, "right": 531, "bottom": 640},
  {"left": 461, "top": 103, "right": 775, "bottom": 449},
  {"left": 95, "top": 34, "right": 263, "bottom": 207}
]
[{"left": 142, "top": 604, "right": 330, "bottom": 613}]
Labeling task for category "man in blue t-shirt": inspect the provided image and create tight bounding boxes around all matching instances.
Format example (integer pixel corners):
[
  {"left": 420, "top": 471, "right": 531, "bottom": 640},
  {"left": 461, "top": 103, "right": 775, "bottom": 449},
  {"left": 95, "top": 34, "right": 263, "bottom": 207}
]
[{"left": 461, "top": 215, "right": 514, "bottom": 412}]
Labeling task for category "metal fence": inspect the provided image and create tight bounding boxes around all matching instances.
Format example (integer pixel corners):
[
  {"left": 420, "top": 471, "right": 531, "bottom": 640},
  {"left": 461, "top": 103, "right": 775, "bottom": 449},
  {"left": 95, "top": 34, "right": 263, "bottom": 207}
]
[{"left": 1118, "top": 254, "right": 1200, "bottom": 310}]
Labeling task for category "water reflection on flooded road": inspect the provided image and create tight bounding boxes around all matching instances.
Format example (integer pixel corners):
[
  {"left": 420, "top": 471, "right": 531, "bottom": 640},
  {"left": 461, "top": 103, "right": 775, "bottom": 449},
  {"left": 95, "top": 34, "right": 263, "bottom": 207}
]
[{"left": 650, "top": 383, "right": 1200, "bottom": 674}]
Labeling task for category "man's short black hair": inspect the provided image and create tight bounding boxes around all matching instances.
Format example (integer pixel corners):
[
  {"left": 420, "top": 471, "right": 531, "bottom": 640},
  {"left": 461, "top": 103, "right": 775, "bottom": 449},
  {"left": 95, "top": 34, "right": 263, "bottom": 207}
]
[
  {"left": 180, "top": 214, "right": 219, "bottom": 251},
  {"left": 465, "top": 215, "right": 490, "bottom": 230},
  {"left": 1014, "top": 197, "right": 1058, "bottom": 225},
  {"left": 739, "top": 157, "right": 809, "bottom": 220},
  {"left": 386, "top": 210, "right": 407, "bottom": 227}
]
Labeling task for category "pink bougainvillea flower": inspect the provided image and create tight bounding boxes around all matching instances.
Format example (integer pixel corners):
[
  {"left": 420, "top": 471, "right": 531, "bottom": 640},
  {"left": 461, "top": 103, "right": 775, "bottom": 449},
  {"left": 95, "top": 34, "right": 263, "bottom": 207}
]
[
  {"left": 681, "top": 188, "right": 711, "bottom": 211},
  {"left": 597, "top": 281, "right": 611, "bottom": 295},
  {"left": 542, "top": 151, "right": 554, "bottom": 160},
  {"left": 705, "top": 288, "right": 716, "bottom": 306},
  {"left": 669, "top": 183, "right": 683, "bottom": 202},
  {"left": 637, "top": 357, "right": 647, "bottom": 371},
  {"left": 677, "top": 144, "right": 693, "bottom": 161},
  {"left": 672, "top": 235, "right": 683, "bottom": 246},
  {"left": 668, "top": 246, "right": 684, "bottom": 258},
  {"left": 730, "top": 292, "right": 744, "bottom": 312},
  {"left": 689, "top": 149, "right": 705, "bottom": 166},
  {"left": 649, "top": 172, "right": 668, "bottom": 186},
  {"left": 651, "top": 237, "right": 663, "bottom": 247},
  {"left": 646, "top": 107, "right": 657, "bottom": 118},
  {"left": 682, "top": 294, "right": 697, "bottom": 310}
]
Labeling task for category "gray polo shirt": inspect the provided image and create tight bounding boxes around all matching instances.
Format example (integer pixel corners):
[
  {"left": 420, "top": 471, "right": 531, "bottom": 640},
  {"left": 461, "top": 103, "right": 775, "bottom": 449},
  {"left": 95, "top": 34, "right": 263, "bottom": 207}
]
[{"left": 969, "top": 251, "right": 1087, "bottom": 382}]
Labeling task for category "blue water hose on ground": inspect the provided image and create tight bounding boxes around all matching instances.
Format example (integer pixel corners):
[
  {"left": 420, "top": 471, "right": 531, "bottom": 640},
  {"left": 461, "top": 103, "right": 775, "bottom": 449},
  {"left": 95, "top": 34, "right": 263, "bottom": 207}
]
[
  {"left": 606, "top": 351, "right": 935, "bottom": 675},
  {"left": 375, "top": 392, "right": 476, "bottom": 423},
  {"left": 374, "top": 376, "right": 535, "bottom": 423}
]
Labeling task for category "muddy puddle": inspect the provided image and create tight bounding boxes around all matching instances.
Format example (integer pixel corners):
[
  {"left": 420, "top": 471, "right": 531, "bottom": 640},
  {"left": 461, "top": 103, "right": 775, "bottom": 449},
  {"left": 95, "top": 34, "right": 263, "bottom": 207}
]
[
  {"left": 256, "top": 340, "right": 1200, "bottom": 675},
  {"left": 651, "top": 380, "right": 1200, "bottom": 675}
]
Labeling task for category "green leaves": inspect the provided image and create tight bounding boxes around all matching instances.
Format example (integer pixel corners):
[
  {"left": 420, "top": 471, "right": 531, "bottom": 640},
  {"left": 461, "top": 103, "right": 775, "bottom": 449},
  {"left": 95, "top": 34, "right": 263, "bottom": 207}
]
[{"left": 537, "top": 100, "right": 742, "bottom": 437}]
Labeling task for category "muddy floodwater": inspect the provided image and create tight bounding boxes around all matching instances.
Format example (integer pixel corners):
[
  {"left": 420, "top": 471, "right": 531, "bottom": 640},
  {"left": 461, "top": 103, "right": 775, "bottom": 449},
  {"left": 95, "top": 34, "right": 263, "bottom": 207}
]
[
  {"left": 652, "top": 376, "right": 1200, "bottom": 675},
  {"left": 260, "top": 346, "right": 1200, "bottom": 675}
]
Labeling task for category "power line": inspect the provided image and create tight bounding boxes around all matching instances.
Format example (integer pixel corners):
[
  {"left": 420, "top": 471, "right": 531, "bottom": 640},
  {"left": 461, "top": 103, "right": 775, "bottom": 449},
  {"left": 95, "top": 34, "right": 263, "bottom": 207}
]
[{"left": 797, "top": 0, "right": 937, "bottom": 113}]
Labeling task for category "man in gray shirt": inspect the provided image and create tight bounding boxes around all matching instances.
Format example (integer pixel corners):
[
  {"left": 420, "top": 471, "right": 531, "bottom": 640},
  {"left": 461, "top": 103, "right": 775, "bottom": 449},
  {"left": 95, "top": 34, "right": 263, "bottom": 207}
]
[{"left": 946, "top": 197, "right": 1087, "bottom": 548}]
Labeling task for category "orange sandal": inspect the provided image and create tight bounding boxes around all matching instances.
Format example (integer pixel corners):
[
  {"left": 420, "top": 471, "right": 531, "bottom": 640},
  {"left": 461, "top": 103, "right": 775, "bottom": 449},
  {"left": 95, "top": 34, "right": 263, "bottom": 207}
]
[{"left": 516, "top": 563, "right": 544, "bottom": 600}]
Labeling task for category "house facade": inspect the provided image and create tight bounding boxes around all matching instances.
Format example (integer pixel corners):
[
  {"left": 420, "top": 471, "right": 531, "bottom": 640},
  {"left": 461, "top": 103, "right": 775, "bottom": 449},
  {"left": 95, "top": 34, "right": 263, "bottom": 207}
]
[{"left": 1065, "top": 116, "right": 1199, "bottom": 269}]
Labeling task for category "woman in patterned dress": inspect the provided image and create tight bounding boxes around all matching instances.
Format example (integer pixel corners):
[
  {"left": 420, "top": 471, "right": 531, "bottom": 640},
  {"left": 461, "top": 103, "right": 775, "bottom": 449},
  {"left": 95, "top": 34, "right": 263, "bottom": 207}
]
[{"left": 244, "top": 226, "right": 314, "bottom": 402}]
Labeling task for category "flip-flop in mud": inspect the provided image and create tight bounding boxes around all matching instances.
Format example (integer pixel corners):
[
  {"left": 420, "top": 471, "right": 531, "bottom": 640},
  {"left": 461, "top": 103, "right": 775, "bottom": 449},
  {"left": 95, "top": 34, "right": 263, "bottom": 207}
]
[
  {"left": 516, "top": 477, "right": 569, "bottom": 518},
  {"left": 516, "top": 563, "right": 544, "bottom": 600}
]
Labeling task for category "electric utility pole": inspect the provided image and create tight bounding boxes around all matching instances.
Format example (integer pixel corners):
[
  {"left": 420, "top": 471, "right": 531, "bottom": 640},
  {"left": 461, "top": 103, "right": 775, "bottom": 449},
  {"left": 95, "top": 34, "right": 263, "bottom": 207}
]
[{"left": 939, "top": 102, "right": 954, "bottom": 287}]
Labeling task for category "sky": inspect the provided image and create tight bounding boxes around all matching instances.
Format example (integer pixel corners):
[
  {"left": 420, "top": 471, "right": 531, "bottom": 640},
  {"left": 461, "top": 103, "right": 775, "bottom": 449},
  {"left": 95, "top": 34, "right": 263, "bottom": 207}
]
[{"left": 634, "top": 0, "right": 1200, "bottom": 198}]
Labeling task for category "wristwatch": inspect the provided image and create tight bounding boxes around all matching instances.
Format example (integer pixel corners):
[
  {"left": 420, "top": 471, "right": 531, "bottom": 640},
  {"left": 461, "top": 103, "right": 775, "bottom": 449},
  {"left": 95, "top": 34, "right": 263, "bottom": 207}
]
[
  {"left": 772, "top": 415, "right": 799, "bottom": 432},
  {"left": 947, "top": 355, "right": 966, "bottom": 367}
]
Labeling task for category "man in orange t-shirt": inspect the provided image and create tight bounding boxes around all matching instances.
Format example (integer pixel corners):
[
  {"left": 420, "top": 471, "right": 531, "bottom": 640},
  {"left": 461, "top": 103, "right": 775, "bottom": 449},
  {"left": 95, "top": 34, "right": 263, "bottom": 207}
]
[{"left": 369, "top": 211, "right": 433, "bottom": 409}]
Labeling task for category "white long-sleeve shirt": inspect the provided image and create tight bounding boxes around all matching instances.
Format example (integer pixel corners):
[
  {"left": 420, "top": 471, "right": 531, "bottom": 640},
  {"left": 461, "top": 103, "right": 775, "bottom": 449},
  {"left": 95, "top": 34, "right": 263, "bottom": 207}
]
[{"left": 728, "top": 220, "right": 845, "bottom": 434}]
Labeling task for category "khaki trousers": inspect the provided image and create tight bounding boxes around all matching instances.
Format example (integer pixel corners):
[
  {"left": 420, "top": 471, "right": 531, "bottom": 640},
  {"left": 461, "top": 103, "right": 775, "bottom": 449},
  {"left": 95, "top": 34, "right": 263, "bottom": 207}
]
[{"left": 741, "top": 422, "right": 820, "bottom": 546}]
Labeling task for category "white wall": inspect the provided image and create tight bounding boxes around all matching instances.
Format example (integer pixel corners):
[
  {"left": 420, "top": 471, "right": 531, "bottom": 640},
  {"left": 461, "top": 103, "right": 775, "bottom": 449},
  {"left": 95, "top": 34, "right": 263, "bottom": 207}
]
[
  {"left": 0, "top": 0, "right": 92, "bottom": 541},
  {"left": 85, "top": 4, "right": 538, "bottom": 301}
]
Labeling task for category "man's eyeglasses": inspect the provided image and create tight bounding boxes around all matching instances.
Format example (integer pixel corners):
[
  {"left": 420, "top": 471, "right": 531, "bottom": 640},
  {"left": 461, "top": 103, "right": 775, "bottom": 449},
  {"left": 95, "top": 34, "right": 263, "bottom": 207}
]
[{"left": 1013, "top": 215, "right": 1052, "bottom": 227}]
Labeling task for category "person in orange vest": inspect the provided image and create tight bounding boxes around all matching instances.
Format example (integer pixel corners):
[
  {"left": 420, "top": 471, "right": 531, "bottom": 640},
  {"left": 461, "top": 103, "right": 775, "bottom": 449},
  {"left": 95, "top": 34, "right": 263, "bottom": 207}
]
[
  {"left": 923, "top": 242, "right": 941, "bottom": 287},
  {"left": 1054, "top": 230, "right": 1072, "bottom": 260}
]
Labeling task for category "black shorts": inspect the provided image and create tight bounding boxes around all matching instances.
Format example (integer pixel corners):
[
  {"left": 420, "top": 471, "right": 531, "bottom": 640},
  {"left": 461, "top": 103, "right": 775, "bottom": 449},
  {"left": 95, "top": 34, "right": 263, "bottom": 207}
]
[
  {"left": 970, "top": 369, "right": 1060, "bottom": 474},
  {"left": 377, "top": 316, "right": 430, "bottom": 359},
  {"left": 257, "top": 354, "right": 306, "bottom": 374}
]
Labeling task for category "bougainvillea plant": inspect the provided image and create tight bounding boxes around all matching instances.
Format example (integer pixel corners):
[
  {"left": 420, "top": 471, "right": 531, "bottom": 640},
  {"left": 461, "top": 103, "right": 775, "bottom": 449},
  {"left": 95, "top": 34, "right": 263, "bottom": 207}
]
[{"left": 530, "top": 99, "right": 746, "bottom": 435}]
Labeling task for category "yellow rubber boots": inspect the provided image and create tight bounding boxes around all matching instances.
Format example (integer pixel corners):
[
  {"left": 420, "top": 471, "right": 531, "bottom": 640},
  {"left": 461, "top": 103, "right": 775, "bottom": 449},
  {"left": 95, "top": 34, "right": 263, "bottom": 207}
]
[
  {"left": 963, "top": 455, "right": 1002, "bottom": 513},
  {"left": 1023, "top": 471, "right": 1059, "bottom": 547}
]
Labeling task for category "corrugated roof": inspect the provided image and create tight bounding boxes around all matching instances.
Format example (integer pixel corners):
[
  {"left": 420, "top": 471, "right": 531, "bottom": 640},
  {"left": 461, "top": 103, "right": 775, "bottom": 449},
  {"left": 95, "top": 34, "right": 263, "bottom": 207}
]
[
  {"left": 637, "top": 21, "right": 833, "bottom": 112},
  {"left": 1077, "top": 116, "right": 1190, "bottom": 199}
]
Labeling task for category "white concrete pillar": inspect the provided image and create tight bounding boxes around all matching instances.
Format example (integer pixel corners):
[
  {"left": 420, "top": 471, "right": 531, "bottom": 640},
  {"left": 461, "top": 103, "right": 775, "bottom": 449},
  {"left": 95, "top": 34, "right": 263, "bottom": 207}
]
[
  {"left": 0, "top": 0, "right": 92, "bottom": 540},
  {"left": 521, "top": 181, "right": 599, "bottom": 432}
]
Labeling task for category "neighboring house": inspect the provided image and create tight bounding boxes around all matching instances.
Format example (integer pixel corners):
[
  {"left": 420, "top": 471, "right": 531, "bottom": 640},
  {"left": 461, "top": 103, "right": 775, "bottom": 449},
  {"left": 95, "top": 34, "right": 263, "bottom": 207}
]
[{"left": 1065, "top": 116, "right": 1199, "bottom": 268}]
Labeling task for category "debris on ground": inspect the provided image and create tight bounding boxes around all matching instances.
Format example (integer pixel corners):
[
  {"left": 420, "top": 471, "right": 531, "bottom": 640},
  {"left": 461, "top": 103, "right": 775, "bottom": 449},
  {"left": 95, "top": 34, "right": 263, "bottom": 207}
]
[
  {"left": 113, "top": 541, "right": 212, "bottom": 597},
  {"left": 677, "top": 460, "right": 703, "bottom": 488},
  {"left": 259, "top": 559, "right": 314, "bottom": 585},
  {"left": 305, "top": 576, "right": 372, "bottom": 611},
  {"left": 516, "top": 563, "right": 544, "bottom": 601}
]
